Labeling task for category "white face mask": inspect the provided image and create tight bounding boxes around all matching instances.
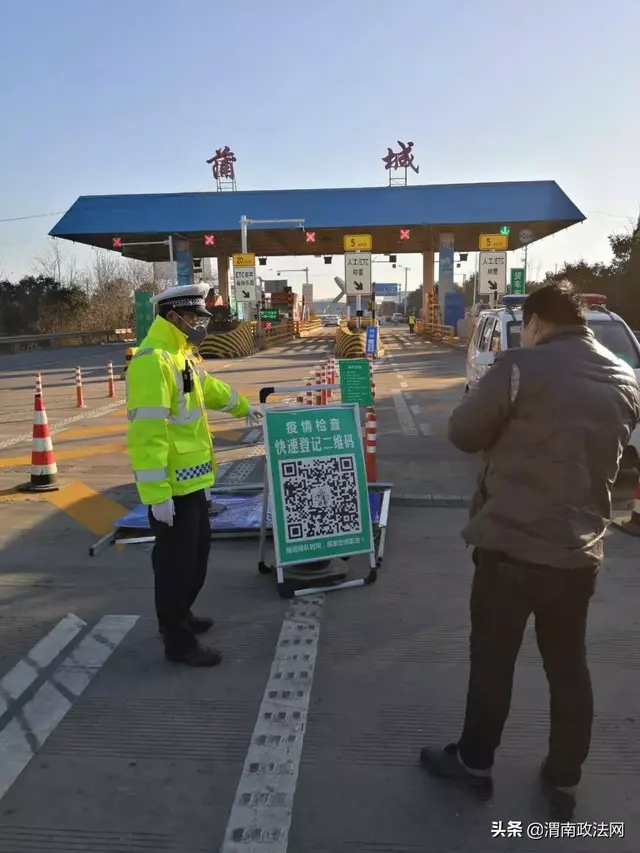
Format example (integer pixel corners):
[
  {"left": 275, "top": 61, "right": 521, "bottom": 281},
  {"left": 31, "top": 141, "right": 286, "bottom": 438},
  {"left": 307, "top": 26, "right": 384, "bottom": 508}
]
[{"left": 173, "top": 313, "right": 210, "bottom": 346}]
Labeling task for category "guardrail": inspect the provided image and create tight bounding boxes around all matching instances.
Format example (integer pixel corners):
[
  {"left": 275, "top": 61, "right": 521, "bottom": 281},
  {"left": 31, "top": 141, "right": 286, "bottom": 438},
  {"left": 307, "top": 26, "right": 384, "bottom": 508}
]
[
  {"left": 0, "top": 329, "right": 134, "bottom": 354},
  {"left": 416, "top": 322, "right": 456, "bottom": 342}
]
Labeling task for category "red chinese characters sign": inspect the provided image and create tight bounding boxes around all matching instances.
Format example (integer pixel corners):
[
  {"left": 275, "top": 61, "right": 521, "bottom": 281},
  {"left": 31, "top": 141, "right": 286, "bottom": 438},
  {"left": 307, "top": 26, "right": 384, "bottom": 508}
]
[
  {"left": 382, "top": 141, "right": 419, "bottom": 174},
  {"left": 206, "top": 146, "right": 237, "bottom": 181}
]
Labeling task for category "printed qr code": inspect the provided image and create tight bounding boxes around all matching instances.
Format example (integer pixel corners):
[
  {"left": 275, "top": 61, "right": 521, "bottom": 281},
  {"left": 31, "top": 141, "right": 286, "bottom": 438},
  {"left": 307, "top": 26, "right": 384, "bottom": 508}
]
[{"left": 280, "top": 455, "right": 362, "bottom": 542}]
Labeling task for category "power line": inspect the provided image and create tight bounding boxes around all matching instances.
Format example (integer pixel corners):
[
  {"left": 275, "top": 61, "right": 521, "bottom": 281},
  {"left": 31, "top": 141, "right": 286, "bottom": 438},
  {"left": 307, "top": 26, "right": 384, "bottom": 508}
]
[{"left": 0, "top": 211, "right": 65, "bottom": 224}]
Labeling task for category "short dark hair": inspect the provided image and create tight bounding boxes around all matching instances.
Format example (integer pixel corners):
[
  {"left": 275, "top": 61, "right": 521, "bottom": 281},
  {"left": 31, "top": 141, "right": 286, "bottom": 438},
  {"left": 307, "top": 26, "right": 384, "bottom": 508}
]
[{"left": 522, "top": 281, "right": 587, "bottom": 327}]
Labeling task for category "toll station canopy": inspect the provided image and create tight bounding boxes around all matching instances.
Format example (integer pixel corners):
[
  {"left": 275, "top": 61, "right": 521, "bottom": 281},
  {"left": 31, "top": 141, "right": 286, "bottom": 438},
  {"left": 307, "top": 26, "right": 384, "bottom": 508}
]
[{"left": 50, "top": 180, "right": 585, "bottom": 262}]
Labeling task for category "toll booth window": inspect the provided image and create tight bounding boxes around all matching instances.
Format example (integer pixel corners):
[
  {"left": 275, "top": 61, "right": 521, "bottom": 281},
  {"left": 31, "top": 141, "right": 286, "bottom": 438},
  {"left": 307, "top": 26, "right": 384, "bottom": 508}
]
[
  {"left": 507, "top": 322, "right": 522, "bottom": 348},
  {"left": 589, "top": 320, "right": 640, "bottom": 369}
]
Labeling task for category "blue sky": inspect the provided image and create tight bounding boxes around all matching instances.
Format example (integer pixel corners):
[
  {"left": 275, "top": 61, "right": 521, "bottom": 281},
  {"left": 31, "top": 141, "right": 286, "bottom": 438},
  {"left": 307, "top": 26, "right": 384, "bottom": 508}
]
[{"left": 1, "top": 0, "right": 639, "bottom": 297}]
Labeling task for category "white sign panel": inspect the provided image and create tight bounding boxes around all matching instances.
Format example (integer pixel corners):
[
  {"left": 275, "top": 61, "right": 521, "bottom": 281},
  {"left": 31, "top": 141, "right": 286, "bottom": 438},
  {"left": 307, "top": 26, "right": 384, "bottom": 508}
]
[
  {"left": 478, "top": 252, "right": 507, "bottom": 295},
  {"left": 233, "top": 266, "right": 258, "bottom": 302},
  {"left": 344, "top": 252, "right": 372, "bottom": 296}
]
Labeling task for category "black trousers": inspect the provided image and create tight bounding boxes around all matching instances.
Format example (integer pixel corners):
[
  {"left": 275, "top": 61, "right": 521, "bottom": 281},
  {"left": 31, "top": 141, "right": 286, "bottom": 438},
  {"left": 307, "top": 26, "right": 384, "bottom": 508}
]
[
  {"left": 457, "top": 548, "right": 596, "bottom": 787},
  {"left": 148, "top": 489, "right": 211, "bottom": 652}
]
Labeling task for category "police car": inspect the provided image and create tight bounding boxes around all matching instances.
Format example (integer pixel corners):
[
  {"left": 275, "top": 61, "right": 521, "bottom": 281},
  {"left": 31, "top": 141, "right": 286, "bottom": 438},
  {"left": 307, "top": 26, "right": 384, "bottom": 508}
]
[{"left": 465, "top": 294, "right": 640, "bottom": 473}]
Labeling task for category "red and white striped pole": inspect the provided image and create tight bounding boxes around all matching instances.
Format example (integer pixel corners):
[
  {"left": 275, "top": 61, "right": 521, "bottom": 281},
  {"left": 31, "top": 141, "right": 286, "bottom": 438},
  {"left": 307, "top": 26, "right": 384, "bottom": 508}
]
[
  {"left": 364, "top": 357, "right": 377, "bottom": 481},
  {"left": 107, "top": 361, "right": 116, "bottom": 398},
  {"left": 305, "top": 380, "right": 313, "bottom": 405},
  {"left": 364, "top": 407, "right": 377, "bottom": 482},
  {"left": 315, "top": 368, "right": 323, "bottom": 406},
  {"left": 75, "top": 366, "right": 85, "bottom": 408},
  {"left": 320, "top": 363, "right": 328, "bottom": 405}
]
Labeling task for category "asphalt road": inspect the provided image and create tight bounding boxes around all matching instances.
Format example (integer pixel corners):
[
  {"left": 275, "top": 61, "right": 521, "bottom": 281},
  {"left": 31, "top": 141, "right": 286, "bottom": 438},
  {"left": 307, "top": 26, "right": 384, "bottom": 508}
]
[{"left": 0, "top": 329, "right": 638, "bottom": 851}]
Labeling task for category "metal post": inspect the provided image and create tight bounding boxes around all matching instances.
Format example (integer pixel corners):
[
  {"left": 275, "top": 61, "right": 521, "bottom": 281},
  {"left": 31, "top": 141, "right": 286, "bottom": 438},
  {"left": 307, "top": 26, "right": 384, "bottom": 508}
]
[
  {"left": 523, "top": 244, "right": 529, "bottom": 286},
  {"left": 472, "top": 252, "right": 479, "bottom": 308},
  {"left": 240, "top": 215, "right": 261, "bottom": 342},
  {"left": 356, "top": 295, "right": 362, "bottom": 329},
  {"left": 403, "top": 266, "right": 408, "bottom": 315}
]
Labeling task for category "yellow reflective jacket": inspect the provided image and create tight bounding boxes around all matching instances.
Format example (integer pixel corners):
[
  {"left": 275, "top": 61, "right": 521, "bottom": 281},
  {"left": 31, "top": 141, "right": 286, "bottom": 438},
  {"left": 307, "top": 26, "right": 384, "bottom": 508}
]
[
  {"left": 125, "top": 316, "right": 250, "bottom": 504},
  {"left": 408, "top": 315, "right": 416, "bottom": 325}
]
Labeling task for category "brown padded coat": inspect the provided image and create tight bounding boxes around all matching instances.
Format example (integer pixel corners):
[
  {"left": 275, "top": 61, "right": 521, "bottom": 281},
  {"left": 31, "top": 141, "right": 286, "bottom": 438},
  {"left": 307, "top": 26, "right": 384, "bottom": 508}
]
[{"left": 449, "top": 326, "right": 640, "bottom": 569}]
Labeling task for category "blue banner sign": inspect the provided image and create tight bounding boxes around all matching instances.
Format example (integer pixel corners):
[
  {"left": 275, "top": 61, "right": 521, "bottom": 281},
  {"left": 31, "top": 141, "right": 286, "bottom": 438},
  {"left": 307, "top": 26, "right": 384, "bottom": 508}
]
[
  {"left": 365, "top": 325, "right": 378, "bottom": 356},
  {"left": 374, "top": 282, "right": 399, "bottom": 296}
]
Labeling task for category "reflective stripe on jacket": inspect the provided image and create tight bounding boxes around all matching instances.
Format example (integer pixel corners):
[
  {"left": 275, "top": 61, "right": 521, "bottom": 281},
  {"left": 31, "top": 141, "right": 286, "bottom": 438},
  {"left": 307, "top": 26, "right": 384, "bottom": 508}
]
[{"left": 125, "top": 316, "right": 250, "bottom": 504}]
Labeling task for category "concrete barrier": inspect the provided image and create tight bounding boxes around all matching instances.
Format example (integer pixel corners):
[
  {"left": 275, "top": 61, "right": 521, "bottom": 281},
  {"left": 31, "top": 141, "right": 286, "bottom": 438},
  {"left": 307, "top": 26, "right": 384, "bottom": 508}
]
[{"left": 199, "top": 321, "right": 257, "bottom": 359}]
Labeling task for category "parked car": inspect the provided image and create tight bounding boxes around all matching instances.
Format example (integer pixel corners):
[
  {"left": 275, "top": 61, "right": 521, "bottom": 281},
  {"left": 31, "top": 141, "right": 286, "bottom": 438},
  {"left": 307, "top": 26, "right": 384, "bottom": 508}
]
[
  {"left": 391, "top": 313, "right": 405, "bottom": 324},
  {"left": 465, "top": 294, "right": 640, "bottom": 474},
  {"left": 323, "top": 314, "right": 340, "bottom": 327}
]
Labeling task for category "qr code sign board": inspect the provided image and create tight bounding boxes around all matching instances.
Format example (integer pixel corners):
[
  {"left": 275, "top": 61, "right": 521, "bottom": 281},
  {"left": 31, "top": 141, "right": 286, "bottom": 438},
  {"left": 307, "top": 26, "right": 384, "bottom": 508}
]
[
  {"left": 264, "top": 405, "right": 374, "bottom": 566},
  {"left": 281, "top": 455, "right": 362, "bottom": 542}
]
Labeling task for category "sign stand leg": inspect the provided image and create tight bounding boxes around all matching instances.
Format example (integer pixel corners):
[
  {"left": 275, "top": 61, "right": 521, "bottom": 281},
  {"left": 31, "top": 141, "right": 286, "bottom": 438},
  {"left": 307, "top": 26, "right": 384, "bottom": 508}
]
[{"left": 257, "top": 466, "right": 272, "bottom": 575}]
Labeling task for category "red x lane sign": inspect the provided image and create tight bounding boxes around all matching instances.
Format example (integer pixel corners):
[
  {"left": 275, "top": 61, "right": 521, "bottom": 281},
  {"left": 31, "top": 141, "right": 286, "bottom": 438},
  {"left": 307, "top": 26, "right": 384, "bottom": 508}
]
[
  {"left": 204, "top": 234, "right": 215, "bottom": 246},
  {"left": 305, "top": 231, "right": 316, "bottom": 243},
  {"left": 399, "top": 229, "right": 411, "bottom": 241},
  {"left": 112, "top": 237, "right": 122, "bottom": 249}
]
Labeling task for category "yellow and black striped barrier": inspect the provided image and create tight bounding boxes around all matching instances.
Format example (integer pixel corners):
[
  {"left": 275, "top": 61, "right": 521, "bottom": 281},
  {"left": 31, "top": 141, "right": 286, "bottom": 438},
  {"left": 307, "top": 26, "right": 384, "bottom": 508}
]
[
  {"left": 335, "top": 326, "right": 366, "bottom": 358},
  {"left": 119, "top": 346, "right": 137, "bottom": 380},
  {"left": 199, "top": 321, "right": 257, "bottom": 359}
]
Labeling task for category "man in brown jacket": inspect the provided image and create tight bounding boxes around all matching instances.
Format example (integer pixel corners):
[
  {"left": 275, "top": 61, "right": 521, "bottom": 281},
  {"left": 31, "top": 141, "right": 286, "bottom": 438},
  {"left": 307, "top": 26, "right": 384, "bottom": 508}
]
[{"left": 420, "top": 282, "right": 640, "bottom": 817}]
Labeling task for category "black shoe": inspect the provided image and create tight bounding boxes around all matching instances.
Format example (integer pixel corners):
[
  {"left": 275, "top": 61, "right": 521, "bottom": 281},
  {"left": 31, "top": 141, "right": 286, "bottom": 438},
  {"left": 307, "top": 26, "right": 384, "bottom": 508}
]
[
  {"left": 419, "top": 743, "right": 493, "bottom": 796},
  {"left": 165, "top": 645, "right": 223, "bottom": 667},
  {"left": 188, "top": 614, "right": 215, "bottom": 635},
  {"left": 540, "top": 760, "right": 577, "bottom": 820}
]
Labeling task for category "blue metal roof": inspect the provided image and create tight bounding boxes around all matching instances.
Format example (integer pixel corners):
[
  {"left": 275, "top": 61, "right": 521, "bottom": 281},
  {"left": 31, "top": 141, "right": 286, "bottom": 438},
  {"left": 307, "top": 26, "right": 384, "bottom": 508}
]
[{"left": 50, "top": 181, "right": 584, "bottom": 238}]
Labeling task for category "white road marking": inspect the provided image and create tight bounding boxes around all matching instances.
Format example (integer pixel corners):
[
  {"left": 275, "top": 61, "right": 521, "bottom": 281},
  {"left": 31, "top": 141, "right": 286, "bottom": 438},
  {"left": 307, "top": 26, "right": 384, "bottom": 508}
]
[
  {"left": 0, "top": 614, "right": 138, "bottom": 801},
  {"left": 400, "top": 381, "right": 408, "bottom": 388},
  {"left": 391, "top": 390, "right": 418, "bottom": 436},
  {"left": 420, "top": 422, "right": 433, "bottom": 436},
  {"left": 0, "top": 399, "right": 124, "bottom": 451},
  {"left": 397, "top": 374, "right": 404, "bottom": 379},
  {"left": 0, "top": 614, "right": 86, "bottom": 717},
  {"left": 410, "top": 404, "right": 421, "bottom": 415},
  {"left": 220, "top": 596, "right": 324, "bottom": 852}
]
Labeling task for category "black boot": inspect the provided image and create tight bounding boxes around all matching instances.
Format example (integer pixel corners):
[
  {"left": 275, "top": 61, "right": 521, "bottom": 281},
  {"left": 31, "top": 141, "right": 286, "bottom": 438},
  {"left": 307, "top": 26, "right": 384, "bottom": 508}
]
[
  {"left": 187, "top": 613, "right": 215, "bottom": 635},
  {"left": 419, "top": 743, "right": 493, "bottom": 796},
  {"left": 540, "top": 760, "right": 577, "bottom": 820}
]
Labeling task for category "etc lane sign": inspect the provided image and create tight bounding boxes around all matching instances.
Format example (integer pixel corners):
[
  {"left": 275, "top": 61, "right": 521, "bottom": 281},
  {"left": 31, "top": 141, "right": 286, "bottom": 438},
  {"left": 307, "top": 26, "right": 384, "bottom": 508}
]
[
  {"left": 478, "top": 252, "right": 507, "bottom": 296},
  {"left": 263, "top": 405, "right": 374, "bottom": 567},
  {"left": 344, "top": 252, "right": 372, "bottom": 296},
  {"left": 233, "top": 266, "right": 257, "bottom": 302},
  {"left": 233, "top": 253, "right": 257, "bottom": 302}
]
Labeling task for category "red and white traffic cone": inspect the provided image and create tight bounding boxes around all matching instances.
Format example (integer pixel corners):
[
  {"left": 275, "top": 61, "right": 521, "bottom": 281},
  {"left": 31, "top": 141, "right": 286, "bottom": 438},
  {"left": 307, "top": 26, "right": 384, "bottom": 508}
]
[
  {"left": 17, "top": 391, "right": 59, "bottom": 493},
  {"left": 107, "top": 361, "right": 116, "bottom": 398},
  {"left": 35, "top": 372, "right": 43, "bottom": 397},
  {"left": 305, "top": 380, "right": 313, "bottom": 406},
  {"left": 75, "top": 366, "right": 85, "bottom": 408},
  {"left": 315, "top": 368, "right": 323, "bottom": 406},
  {"left": 364, "top": 407, "right": 377, "bottom": 482},
  {"left": 617, "top": 480, "right": 640, "bottom": 537}
]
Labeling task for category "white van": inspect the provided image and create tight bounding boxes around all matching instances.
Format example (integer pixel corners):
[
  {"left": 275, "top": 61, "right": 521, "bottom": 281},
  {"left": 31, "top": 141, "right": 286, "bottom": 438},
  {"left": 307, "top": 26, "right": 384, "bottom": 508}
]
[{"left": 465, "top": 294, "right": 640, "bottom": 473}]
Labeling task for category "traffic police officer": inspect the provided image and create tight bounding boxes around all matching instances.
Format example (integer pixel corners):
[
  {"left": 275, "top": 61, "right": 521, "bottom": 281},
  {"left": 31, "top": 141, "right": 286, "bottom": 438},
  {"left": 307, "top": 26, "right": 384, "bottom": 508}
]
[
  {"left": 408, "top": 313, "right": 416, "bottom": 333},
  {"left": 125, "top": 284, "right": 261, "bottom": 667}
]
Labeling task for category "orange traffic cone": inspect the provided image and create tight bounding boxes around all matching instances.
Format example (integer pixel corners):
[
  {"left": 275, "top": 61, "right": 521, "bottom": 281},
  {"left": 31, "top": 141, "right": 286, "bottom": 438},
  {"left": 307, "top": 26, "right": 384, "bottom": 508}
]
[
  {"left": 18, "top": 390, "right": 59, "bottom": 492},
  {"left": 616, "top": 480, "right": 640, "bottom": 537}
]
